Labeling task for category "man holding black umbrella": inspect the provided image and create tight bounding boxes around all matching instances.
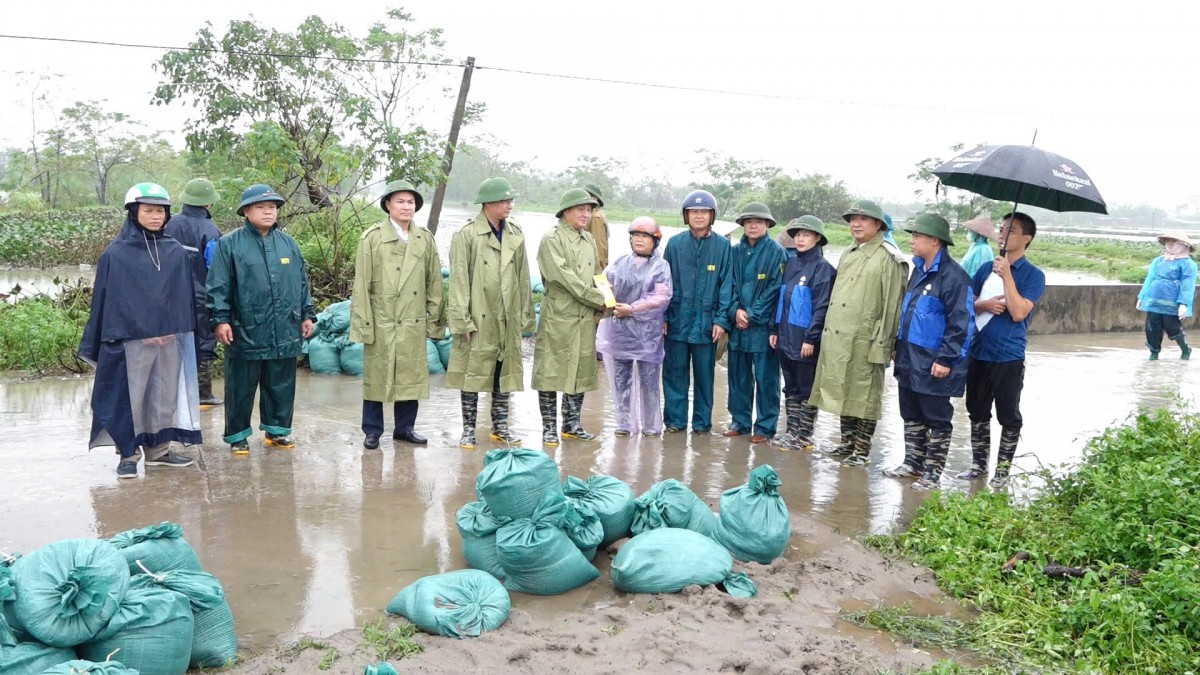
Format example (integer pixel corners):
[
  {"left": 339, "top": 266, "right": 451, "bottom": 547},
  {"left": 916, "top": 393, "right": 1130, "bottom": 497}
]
[{"left": 957, "top": 212, "right": 1045, "bottom": 489}]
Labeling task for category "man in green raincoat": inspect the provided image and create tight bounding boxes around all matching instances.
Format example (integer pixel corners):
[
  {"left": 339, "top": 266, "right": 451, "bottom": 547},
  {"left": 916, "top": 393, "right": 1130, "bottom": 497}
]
[
  {"left": 350, "top": 180, "right": 445, "bottom": 450},
  {"left": 447, "top": 177, "right": 535, "bottom": 449},
  {"left": 584, "top": 184, "right": 610, "bottom": 269},
  {"left": 206, "top": 184, "right": 316, "bottom": 454},
  {"left": 534, "top": 188, "right": 607, "bottom": 446},
  {"left": 809, "top": 199, "right": 909, "bottom": 466}
]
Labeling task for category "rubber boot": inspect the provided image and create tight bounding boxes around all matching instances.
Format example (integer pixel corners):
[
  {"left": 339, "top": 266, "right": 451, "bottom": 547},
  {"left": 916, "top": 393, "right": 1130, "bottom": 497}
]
[
  {"left": 198, "top": 360, "right": 223, "bottom": 407},
  {"left": 989, "top": 427, "right": 1020, "bottom": 489},
  {"left": 539, "top": 391, "right": 560, "bottom": 447},
  {"left": 459, "top": 392, "right": 478, "bottom": 449},
  {"left": 913, "top": 428, "right": 952, "bottom": 491},
  {"left": 490, "top": 389, "right": 521, "bottom": 445},
  {"left": 561, "top": 393, "right": 598, "bottom": 441},
  {"left": 956, "top": 421, "right": 991, "bottom": 479},
  {"left": 1176, "top": 335, "right": 1192, "bottom": 360},
  {"left": 841, "top": 417, "right": 876, "bottom": 466},
  {"left": 826, "top": 416, "right": 857, "bottom": 457},
  {"left": 883, "top": 421, "right": 927, "bottom": 478},
  {"left": 794, "top": 402, "right": 818, "bottom": 451},
  {"left": 772, "top": 395, "right": 802, "bottom": 449}
]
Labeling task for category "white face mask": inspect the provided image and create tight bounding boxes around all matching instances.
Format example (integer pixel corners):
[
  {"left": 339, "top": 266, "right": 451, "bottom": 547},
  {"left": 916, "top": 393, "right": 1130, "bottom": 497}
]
[{"left": 1165, "top": 240, "right": 1192, "bottom": 260}]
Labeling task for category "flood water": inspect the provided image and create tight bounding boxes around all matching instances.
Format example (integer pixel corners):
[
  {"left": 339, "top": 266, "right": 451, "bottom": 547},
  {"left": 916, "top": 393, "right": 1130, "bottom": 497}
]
[{"left": 0, "top": 329, "right": 1195, "bottom": 653}]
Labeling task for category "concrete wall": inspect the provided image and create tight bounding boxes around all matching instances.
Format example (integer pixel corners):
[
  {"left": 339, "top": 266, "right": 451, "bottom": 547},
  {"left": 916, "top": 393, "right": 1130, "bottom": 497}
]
[{"left": 1028, "top": 285, "right": 1198, "bottom": 335}]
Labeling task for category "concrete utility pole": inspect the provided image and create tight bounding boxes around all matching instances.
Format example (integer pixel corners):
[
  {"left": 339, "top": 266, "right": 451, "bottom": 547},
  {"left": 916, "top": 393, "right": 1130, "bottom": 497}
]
[{"left": 426, "top": 56, "right": 475, "bottom": 235}]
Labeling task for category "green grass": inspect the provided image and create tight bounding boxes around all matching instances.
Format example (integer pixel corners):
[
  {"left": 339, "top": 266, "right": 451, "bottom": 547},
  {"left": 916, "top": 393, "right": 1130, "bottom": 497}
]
[
  {"left": 317, "top": 646, "right": 340, "bottom": 670},
  {"left": 361, "top": 619, "right": 423, "bottom": 661},
  {"left": 0, "top": 295, "right": 90, "bottom": 374}
]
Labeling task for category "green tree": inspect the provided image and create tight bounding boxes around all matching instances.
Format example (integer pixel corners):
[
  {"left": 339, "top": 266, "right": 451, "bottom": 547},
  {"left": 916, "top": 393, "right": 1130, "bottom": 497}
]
[
  {"left": 57, "top": 101, "right": 171, "bottom": 205},
  {"left": 562, "top": 155, "right": 627, "bottom": 204},
  {"left": 692, "top": 149, "right": 779, "bottom": 218},
  {"left": 763, "top": 173, "right": 854, "bottom": 223},
  {"left": 909, "top": 143, "right": 999, "bottom": 223}
]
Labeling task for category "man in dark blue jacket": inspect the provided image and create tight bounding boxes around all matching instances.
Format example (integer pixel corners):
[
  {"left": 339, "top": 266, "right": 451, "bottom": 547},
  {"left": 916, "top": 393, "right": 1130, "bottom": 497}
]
[{"left": 883, "top": 213, "right": 975, "bottom": 490}]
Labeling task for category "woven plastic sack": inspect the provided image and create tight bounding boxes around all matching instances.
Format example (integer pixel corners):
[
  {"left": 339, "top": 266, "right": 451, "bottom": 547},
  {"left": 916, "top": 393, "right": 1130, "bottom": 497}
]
[
  {"left": 496, "top": 492, "right": 600, "bottom": 595},
  {"left": 317, "top": 300, "right": 352, "bottom": 336},
  {"left": 562, "top": 475, "right": 635, "bottom": 546},
  {"left": 130, "top": 569, "right": 237, "bottom": 668},
  {"left": 630, "top": 479, "right": 718, "bottom": 538},
  {"left": 366, "top": 663, "right": 399, "bottom": 675},
  {"left": 108, "top": 522, "right": 202, "bottom": 574},
  {"left": 38, "top": 659, "right": 140, "bottom": 674},
  {"left": 307, "top": 335, "right": 343, "bottom": 374},
  {"left": 11, "top": 539, "right": 130, "bottom": 647},
  {"left": 435, "top": 336, "right": 452, "bottom": 371},
  {"left": 475, "top": 448, "right": 562, "bottom": 521},
  {"left": 78, "top": 586, "right": 194, "bottom": 675},
  {"left": 385, "top": 569, "right": 510, "bottom": 638},
  {"left": 426, "top": 339, "right": 445, "bottom": 374},
  {"left": 0, "top": 557, "right": 16, "bottom": 647},
  {"left": 0, "top": 642, "right": 77, "bottom": 674},
  {"left": 714, "top": 465, "right": 791, "bottom": 564},
  {"left": 610, "top": 528, "right": 757, "bottom": 598},
  {"left": 456, "top": 502, "right": 508, "bottom": 579},
  {"left": 562, "top": 499, "right": 604, "bottom": 562},
  {"left": 340, "top": 341, "right": 365, "bottom": 376}
]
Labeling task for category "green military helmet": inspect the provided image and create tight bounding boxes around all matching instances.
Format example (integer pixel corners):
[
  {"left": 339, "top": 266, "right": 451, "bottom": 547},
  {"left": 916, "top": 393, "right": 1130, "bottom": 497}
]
[
  {"left": 905, "top": 212, "right": 954, "bottom": 246},
  {"left": 842, "top": 199, "right": 886, "bottom": 224},
  {"left": 785, "top": 215, "right": 828, "bottom": 247},
  {"left": 237, "top": 183, "right": 285, "bottom": 216},
  {"left": 379, "top": 179, "right": 424, "bottom": 213},
  {"left": 736, "top": 201, "right": 776, "bottom": 227},
  {"left": 474, "top": 177, "right": 519, "bottom": 204},
  {"left": 555, "top": 187, "right": 599, "bottom": 219},
  {"left": 180, "top": 178, "right": 219, "bottom": 207},
  {"left": 123, "top": 182, "right": 172, "bottom": 208},
  {"left": 584, "top": 184, "right": 605, "bottom": 208}
]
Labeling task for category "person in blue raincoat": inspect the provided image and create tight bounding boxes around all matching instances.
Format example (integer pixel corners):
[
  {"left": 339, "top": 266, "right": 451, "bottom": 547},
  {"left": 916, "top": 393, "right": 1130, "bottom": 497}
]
[
  {"left": 882, "top": 213, "right": 899, "bottom": 248},
  {"left": 1137, "top": 231, "right": 1196, "bottom": 360},
  {"left": 662, "top": 189, "right": 734, "bottom": 434},
  {"left": 724, "top": 202, "right": 787, "bottom": 443},
  {"left": 882, "top": 214, "right": 975, "bottom": 490},
  {"left": 769, "top": 215, "right": 836, "bottom": 451},
  {"left": 80, "top": 182, "right": 202, "bottom": 479},
  {"left": 960, "top": 229, "right": 994, "bottom": 278}
]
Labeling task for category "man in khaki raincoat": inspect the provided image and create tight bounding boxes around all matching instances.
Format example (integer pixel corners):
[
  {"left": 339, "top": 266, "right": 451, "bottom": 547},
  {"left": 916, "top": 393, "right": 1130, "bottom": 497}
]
[
  {"left": 447, "top": 177, "right": 535, "bottom": 449},
  {"left": 534, "top": 188, "right": 607, "bottom": 446},
  {"left": 349, "top": 180, "right": 444, "bottom": 449},
  {"left": 584, "top": 184, "right": 610, "bottom": 269},
  {"left": 809, "top": 199, "right": 909, "bottom": 466}
]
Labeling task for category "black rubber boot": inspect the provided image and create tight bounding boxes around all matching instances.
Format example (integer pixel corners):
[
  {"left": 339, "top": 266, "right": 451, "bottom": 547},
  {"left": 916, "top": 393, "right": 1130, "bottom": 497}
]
[
  {"left": 842, "top": 418, "right": 876, "bottom": 466},
  {"left": 826, "top": 415, "right": 857, "bottom": 457},
  {"left": 198, "top": 361, "right": 223, "bottom": 407},
  {"left": 460, "top": 392, "right": 478, "bottom": 449},
  {"left": 990, "top": 427, "right": 1020, "bottom": 489},
  {"left": 883, "top": 421, "right": 927, "bottom": 478},
  {"left": 956, "top": 421, "right": 991, "bottom": 479},
  {"left": 794, "top": 402, "right": 818, "bottom": 450},
  {"left": 1176, "top": 335, "right": 1192, "bottom": 360},
  {"left": 539, "top": 391, "right": 560, "bottom": 447},
  {"left": 772, "top": 395, "right": 802, "bottom": 449},
  {"left": 490, "top": 389, "right": 521, "bottom": 445},
  {"left": 913, "top": 429, "right": 952, "bottom": 491},
  {"left": 561, "top": 393, "right": 597, "bottom": 441}
]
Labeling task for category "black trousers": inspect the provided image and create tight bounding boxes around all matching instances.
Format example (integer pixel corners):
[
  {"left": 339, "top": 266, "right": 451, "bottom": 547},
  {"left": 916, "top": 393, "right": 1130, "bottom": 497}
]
[
  {"left": 1145, "top": 312, "right": 1185, "bottom": 352},
  {"left": 965, "top": 359, "right": 1025, "bottom": 430},
  {"left": 362, "top": 400, "right": 418, "bottom": 436},
  {"left": 897, "top": 386, "right": 954, "bottom": 432},
  {"left": 779, "top": 354, "right": 818, "bottom": 401}
]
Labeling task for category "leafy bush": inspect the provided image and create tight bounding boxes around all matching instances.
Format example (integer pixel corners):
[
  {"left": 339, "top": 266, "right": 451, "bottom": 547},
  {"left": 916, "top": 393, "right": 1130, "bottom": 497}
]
[
  {"left": 0, "top": 207, "right": 123, "bottom": 266},
  {"left": 0, "top": 295, "right": 90, "bottom": 373}
]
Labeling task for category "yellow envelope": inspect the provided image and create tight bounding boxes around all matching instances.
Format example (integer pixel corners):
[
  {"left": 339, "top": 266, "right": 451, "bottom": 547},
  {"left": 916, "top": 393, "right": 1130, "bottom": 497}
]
[{"left": 593, "top": 274, "right": 617, "bottom": 308}]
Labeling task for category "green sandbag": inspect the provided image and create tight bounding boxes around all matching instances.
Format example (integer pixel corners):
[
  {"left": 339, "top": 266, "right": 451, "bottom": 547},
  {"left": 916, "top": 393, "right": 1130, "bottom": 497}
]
[
  {"left": 0, "top": 559, "right": 16, "bottom": 647},
  {"left": 435, "top": 336, "right": 452, "bottom": 371},
  {"left": 307, "top": 335, "right": 343, "bottom": 374},
  {"left": 385, "top": 569, "right": 510, "bottom": 638},
  {"left": 475, "top": 448, "right": 562, "bottom": 521},
  {"left": 714, "top": 465, "right": 791, "bottom": 564},
  {"left": 630, "top": 479, "right": 718, "bottom": 538},
  {"left": 563, "top": 475, "right": 636, "bottom": 546},
  {"left": 12, "top": 539, "right": 130, "bottom": 648},
  {"left": 610, "top": 528, "right": 757, "bottom": 598},
  {"left": 563, "top": 498, "right": 604, "bottom": 562},
  {"left": 39, "top": 658, "right": 140, "bottom": 674},
  {"left": 108, "top": 522, "right": 203, "bottom": 574},
  {"left": 130, "top": 570, "right": 237, "bottom": 668},
  {"left": 426, "top": 339, "right": 445, "bottom": 374},
  {"left": 79, "top": 587, "right": 194, "bottom": 675},
  {"left": 367, "top": 663, "right": 400, "bottom": 675},
  {"left": 0, "top": 642, "right": 77, "bottom": 675},
  {"left": 496, "top": 492, "right": 600, "bottom": 595},
  {"left": 456, "top": 502, "right": 508, "bottom": 580},
  {"left": 318, "top": 300, "right": 352, "bottom": 335},
  {"left": 340, "top": 341, "right": 365, "bottom": 376}
]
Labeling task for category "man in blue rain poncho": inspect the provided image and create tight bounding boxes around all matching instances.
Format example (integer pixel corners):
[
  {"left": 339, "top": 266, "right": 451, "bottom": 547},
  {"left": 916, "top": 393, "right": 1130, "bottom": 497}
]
[
  {"left": 597, "top": 217, "right": 674, "bottom": 436},
  {"left": 80, "top": 182, "right": 203, "bottom": 479},
  {"left": 1137, "top": 231, "right": 1196, "bottom": 360}
]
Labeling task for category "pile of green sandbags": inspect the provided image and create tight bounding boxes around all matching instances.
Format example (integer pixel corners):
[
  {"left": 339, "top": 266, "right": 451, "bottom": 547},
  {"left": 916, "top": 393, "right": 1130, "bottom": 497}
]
[
  {"left": 306, "top": 300, "right": 355, "bottom": 375},
  {"left": 385, "top": 569, "right": 510, "bottom": 638}
]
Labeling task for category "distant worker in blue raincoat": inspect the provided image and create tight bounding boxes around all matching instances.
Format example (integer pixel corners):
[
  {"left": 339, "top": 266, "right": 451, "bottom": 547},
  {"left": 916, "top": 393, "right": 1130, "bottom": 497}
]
[
  {"left": 769, "top": 216, "right": 836, "bottom": 451},
  {"left": 882, "top": 214, "right": 975, "bottom": 490},
  {"left": 882, "top": 213, "right": 899, "bottom": 248},
  {"left": 662, "top": 189, "right": 734, "bottom": 434},
  {"left": 165, "top": 177, "right": 224, "bottom": 408},
  {"left": 1138, "top": 232, "right": 1195, "bottom": 360},
  {"left": 960, "top": 229, "right": 994, "bottom": 278},
  {"left": 724, "top": 202, "right": 787, "bottom": 443},
  {"left": 80, "top": 182, "right": 202, "bottom": 479},
  {"left": 206, "top": 184, "right": 316, "bottom": 455},
  {"left": 597, "top": 217, "right": 674, "bottom": 436}
]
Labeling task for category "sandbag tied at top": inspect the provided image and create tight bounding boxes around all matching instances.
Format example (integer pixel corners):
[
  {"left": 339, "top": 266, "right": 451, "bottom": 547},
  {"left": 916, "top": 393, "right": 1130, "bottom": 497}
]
[
  {"left": 456, "top": 501, "right": 509, "bottom": 580},
  {"left": 0, "top": 642, "right": 78, "bottom": 675},
  {"left": 630, "top": 479, "right": 718, "bottom": 538},
  {"left": 562, "top": 498, "right": 604, "bottom": 562},
  {"left": 475, "top": 448, "right": 562, "bottom": 521},
  {"left": 78, "top": 586, "right": 194, "bottom": 675},
  {"left": 562, "top": 474, "right": 636, "bottom": 546},
  {"left": 714, "top": 464, "right": 791, "bottom": 564},
  {"left": 130, "top": 567, "right": 237, "bottom": 668},
  {"left": 38, "top": 658, "right": 141, "bottom": 674},
  {"left": 610, "top": 528, "right": 757, "bottom": 598},
  {"left": 11, "top": 539, "right": 131, "bottom": 648},
  {"left": 107, "top": 522, "right": 203, "bottom": 574},
  {"left": 385, "top": 569, "right": 511, "bottom": 638},
  {"left": 496, "top": 491, "right": 600, "bottom": 596}
]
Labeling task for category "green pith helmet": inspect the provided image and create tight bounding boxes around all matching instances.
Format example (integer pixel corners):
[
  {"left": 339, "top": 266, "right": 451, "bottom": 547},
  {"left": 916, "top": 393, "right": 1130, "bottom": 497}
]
[
  {"left": 123, "top": 182, "right": 172, "bottom": 208},
  {"left": 584, "top": 184, "right": 605, "bottom": 208},
  {"left": 842, "top": 199, "right": 886, "bottom": 225},
  {"left": 785, "top": 215, "right": 828, "bottom": 247},
  {"left": 736, "top": 201, "right": 776, "bottom": 227},
  {"left": 474, "top": 177, "right": 519, "bottom": 204},
  {"left": 555, "top": 188, "right": 599, "bottom": 219},
  {"left": 905, "top": 212, "right": 954, "bottom": 246},
  {"left": 237, "top": 184, "right": 285, "bottom": 216},
  {"left": 379, "top": 179, "right": 424, "bottom": 213},
  {"left": 180, "top": 178, "right": 219, "bottom": 206}
]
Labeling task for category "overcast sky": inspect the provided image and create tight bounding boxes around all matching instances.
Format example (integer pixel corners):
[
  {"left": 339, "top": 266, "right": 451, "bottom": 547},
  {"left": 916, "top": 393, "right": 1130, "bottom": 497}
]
[{"left": 2, "top": 0, "right": 1196, "bottom": 212}]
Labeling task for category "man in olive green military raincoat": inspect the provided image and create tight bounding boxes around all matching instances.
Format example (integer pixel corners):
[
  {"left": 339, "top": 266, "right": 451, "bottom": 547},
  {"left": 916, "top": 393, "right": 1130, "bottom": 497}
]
[
  {"left": 349, "top": 179, "right": 445, "bottom": 450},
  {"left": 584, "top": 184, "right": 610, "bottom": 270},
  {"left": 533, "top": 188, "right": 607, "bottom": 446},
  {"left": 447, "top": 177, "right": 535, "bottom": 449},
  {"left": 808, "top": 199, "right": 909, "bottom": 466}
]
